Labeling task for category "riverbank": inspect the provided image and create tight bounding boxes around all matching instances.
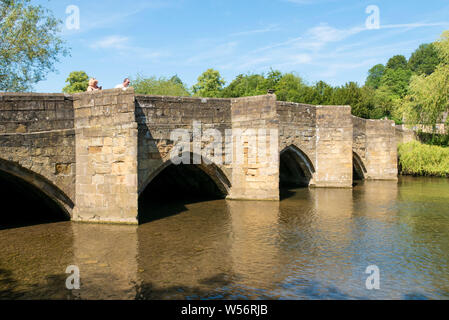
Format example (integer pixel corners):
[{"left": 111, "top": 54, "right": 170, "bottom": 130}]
[{"left": 398, "top": 141, "right": 449, "bottom": 177}]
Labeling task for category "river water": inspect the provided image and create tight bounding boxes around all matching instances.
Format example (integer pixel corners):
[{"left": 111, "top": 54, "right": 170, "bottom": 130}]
[{"left": 1, "top": 177, "right": 449, "bottom": 300}]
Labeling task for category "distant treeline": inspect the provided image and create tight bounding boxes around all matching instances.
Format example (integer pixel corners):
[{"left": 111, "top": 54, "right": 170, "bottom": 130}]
[{"left": 63, "top": 31, "right": 449, "bottom": 135}]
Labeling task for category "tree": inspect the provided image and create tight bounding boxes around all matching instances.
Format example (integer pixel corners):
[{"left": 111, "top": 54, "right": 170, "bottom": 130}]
[
  {"left": 192, "top": 69, "right": 225, "bottom": 97},
  {"left": 408, "top": 43, "right": 440, "bottom": 76},
  {"left": 329, "top": 82, "right": 372, "bottom": 118},
  {"left": 0, "top": 0, "right": 68, "bottom": 91},
  {"left": 434, "top": 30, "right": 449, "bottom": 65},
  {"left": 378, "top": 67, "right": 413, "bottom": 99},
  {"left": 221, "top": 73, "right": 267, "bottom": 98},
  {"left": 274, "top": 73, "right": 307, "bottom": 102},
  {"left": 402, "top": 65, "right": 449, "bottom": 135},
  {"left": 307, "top": 81, "right": 333, "bottom": 105},
  {"left": 132, "top": 74, "right": 190, "bottom": 96},
  {"left": 169, "top": 75, "right": 184, "bottom": 87},
  {"left": 365, "top": 64, "right": 385, "bottom": 89},
  {"left": 402, "top": 31, "right": 449, "bottom": 137},
  {"left": 62, "top": 71, "right": 89, "bottom": 93},
  {"left": 386, "top": 55, "right": 408, "bottom": 70},
  {"left": 265, "top": 69, "right": 283, "bottom": 91}
]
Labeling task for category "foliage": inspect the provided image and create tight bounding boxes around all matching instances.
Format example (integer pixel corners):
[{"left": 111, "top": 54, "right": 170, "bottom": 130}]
[
  {"left": 402, "top": 31, "right": 449, "bottom": 135},
  {"left": 132, "top": 74, "right": 190, "bottom": 96},
  {"left": 192, "top": 69, "right": 225, "bottom": 97},
  {"left": 434, "top": 30, "right": 449, "bottom": 64},
  {"left": 398, "top": 141, "right": 449, "bottom": 177},
  {"left": 365, "top": 64, "right": 385, "bottom": 89},
  {"left": 378, "top": 67, "right": 412, "bottom": 99},
  {"left": 62, "top": 71, "right": 89, "bottom": 93},
  {"left": 0, "top": 0, "right": 68, "bottom": 92},
  {"left": 417, "top": 131, "right": 449, "bottom": 147},
  {"left": 402, "top": 65, "right": 449, "bottom": 133},
  {"left": 274, "top": 73, "right": 307, "bottom": 102},
  {"left": 408, "top": 43, "right": 440, "bottom": 75},
  {"left": 386, "top": 55, "right": 408, "bottom": 70},
  {"left": 221, "top": 73, "right": 267, "bottom": 98}
]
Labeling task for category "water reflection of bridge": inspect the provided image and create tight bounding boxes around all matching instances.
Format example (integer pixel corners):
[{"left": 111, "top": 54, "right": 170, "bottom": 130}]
[{"left": 1, "top": 181, "right": 415, "bottom": 299}]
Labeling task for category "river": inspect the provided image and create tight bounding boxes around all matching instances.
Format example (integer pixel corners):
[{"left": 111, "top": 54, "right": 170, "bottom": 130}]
[{"left": 1, "top": 177, "right": 449, "bottom": 300}]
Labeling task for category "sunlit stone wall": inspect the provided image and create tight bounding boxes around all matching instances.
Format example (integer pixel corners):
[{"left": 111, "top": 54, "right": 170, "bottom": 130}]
[
  {"left": 0, "top": 93, "right": 75, "bottom": 215},
  {"left": 353, "top": 116, "right": 398, "bottom": 180},
  {"left": 72, "top": 89, "right": 138, "bottom": 224}
]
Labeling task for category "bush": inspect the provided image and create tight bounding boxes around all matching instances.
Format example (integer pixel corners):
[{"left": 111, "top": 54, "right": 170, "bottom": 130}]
[
  {"left": 416, "top": 132, "right": 449, "bottom": 147},
  {"left": 132, "top": 75, "right": 190, "bottom": 96},
  {"left": 398, "top": 141, "right": 449, "bottom": 177}
]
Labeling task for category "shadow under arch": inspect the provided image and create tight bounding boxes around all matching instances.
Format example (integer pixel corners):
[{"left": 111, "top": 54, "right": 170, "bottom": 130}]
[
  {"left": 138, "top": 154, "right": 231, "bottom": 224},
  {"left": 352, "top": 151, "right": 367, "bottom": 181},
  {"left": 0, "top": 158, "right": 73, "bottom": 229},
  {"left": 280, "top": 145, "right": 315, "bottom": 197}
]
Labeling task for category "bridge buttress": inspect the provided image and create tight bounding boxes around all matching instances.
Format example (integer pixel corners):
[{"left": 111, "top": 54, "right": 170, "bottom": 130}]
[
  {"left": 72, "top": 89, "right": 138, "bottom": 224},
  {"left": 227, "top": 94, "right": 280, "bottom": 200},
  {"left": 353, "top": 116, "right": 398, "bottom": 181},
  {"left": 313, "top": 105, "right": 353, "bottom": 188}
]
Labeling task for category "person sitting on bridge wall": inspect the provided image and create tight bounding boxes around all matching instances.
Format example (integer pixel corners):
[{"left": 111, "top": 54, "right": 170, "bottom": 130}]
[
  {"left": 115, "top": 78, "right": 131, "bottom": 90},
  {"left": 87, "top": 78, "right": 102, "bottom": 92}
]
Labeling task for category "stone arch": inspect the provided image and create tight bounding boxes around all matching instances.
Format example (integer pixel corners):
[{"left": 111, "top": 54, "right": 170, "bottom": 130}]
[
  {"left": 0, "top": 158, "right": 73, "bottom": 218},
  {"left": 138, "top": 153, "right": 231, "bottom": 197},
  {"left": 353, "top": 151, "right": 367, "bottom": 180},
  {"left": 280, "top": 145, "right": 315, "bottom": 187}
]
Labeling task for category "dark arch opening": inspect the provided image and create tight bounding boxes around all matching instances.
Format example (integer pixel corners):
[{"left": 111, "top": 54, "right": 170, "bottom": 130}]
[
  {"left": 138, "top": 156, "right": 230, "bottom": 224},
  {"left": 280, "top": 146, "right": 315, "bottom": 198},
  {"left": 353, "top": 152, "right": 367, "bottom": 181},
  {"left": 0, "top": 169, "right": 69, "bottom": 230}
]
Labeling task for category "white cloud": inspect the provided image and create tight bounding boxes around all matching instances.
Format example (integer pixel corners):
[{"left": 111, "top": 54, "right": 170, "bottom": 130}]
[
  {"left": 229, "top": 24, "right": 280, "bottom": 37},
  {"left": 213, "top": 17, "right": 444, "bottom": 81},
  {"left": 317, "top": 60, "right": 377, "bottom": 78},
  {"left": 64, "top": 1, "right": 174, "bottom": 34},
  {"left": 381, "top": 22, "right": 449, "bottom": 30},
  {"left": 282, "top": 0, "right": 337, "bottom": 5},
  {"left": 90, "top": 35, "right": 129, "bottom": 49},
  {"left": 89, "top": 35, "right": 166, "bottom": 61},
  {"left": 186, "top": 41, "right": 239, "bottom": 65},
  {"left": 306, "top": 24, "right": 364, "bottom": 43}
]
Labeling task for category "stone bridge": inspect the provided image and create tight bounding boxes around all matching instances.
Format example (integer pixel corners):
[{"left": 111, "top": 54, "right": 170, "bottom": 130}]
[{"left": 0, "top": 89, "right": 398, "bottom": 225}]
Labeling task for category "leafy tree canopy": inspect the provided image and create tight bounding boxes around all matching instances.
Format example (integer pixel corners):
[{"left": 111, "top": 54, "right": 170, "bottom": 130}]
[
  {"left": 221, "top": 73, "right": 267, "bottom": 98},
  {"left": 435, "top": 30, "right": 449, "bottom": 65},
  {"left": 402, "top": 31, "right": 449, "bottom": 135},
  {"left": 0, "top": 0, "right": 68, "bottom": 92},
  {"left": 379, "top": 67, "right": 413, "bottom": 99},
  {"left": 386, "top": 55, "right": 408, "bottom": 70},
  {"left": 365, "top": 64, "right": 386, "bottom": 89},
  {"left": 62, "top": 71, "right": 89, "bottom": 93},
  {"left": 192, "top": 69, "right": 225, "bottom": 97},
  {"left": 408, "top": 43, "right": 441, "bottom": 75},
  {"left": 273, "top": 73, "right": 306, "bottom": 102}
]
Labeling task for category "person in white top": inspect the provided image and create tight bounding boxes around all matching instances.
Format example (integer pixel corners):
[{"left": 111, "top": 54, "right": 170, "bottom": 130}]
[{"left": 115, "top": 78, "right": 131, "bottom": 90}]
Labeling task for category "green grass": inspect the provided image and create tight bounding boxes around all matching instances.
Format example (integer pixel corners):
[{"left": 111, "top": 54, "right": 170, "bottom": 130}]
[{"left": 398, "top": 141, "right": 449, "bottom": 177}]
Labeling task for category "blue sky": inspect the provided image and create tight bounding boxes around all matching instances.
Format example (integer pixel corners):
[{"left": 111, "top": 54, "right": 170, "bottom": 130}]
[{"left": 33, "top": 0, "right": 449, "bottom": 93}]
